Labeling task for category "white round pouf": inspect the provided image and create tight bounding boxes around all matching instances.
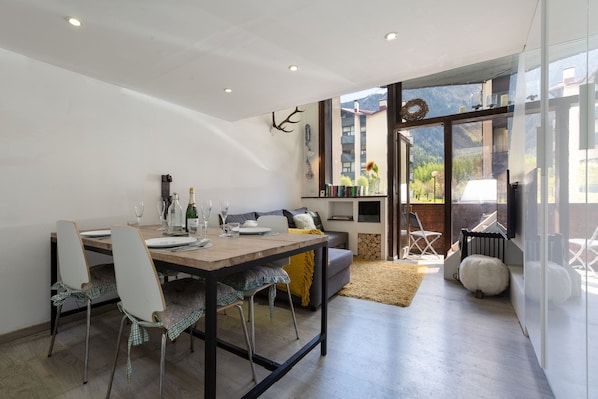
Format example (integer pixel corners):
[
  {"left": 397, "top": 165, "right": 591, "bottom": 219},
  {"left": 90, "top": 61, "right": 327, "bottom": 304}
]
[{"left": 459, "top": 254, "right": 509, "bottom": 298}]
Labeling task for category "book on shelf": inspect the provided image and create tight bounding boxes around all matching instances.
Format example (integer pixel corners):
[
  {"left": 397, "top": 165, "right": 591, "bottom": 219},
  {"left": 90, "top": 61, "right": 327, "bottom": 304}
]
[
  {"left": 329, "top": 215, "right": 354, "bottom": 221},
  {"left": 324, "top": 184, "right": 364, "bottom": 198}
]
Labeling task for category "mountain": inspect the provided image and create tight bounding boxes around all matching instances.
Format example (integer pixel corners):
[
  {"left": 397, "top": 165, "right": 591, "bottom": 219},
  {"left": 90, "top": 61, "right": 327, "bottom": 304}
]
[{"left": 342, "top": 85, "right": 483, "bottom": 165}]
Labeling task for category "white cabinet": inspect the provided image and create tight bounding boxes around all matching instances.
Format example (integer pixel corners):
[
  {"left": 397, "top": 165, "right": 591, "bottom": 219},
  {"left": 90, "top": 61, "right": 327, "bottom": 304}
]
[{"left": 302, "top": 197, "right": 388, "bottom": 260}]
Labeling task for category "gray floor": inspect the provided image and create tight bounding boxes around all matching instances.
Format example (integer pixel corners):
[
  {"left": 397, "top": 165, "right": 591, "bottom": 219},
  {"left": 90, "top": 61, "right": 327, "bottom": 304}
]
[{"left": 0, "top": 260, "right": 554, "bottom": 398}]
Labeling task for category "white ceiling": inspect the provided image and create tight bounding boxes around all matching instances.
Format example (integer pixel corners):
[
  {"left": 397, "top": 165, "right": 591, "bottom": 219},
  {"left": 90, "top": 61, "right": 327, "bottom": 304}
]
[{"left": 0, "top": 0, "right": 539, "bottom": 121}]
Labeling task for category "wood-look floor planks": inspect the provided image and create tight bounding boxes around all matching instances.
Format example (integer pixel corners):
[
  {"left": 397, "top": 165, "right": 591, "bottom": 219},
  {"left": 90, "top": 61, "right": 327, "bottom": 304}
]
[{"left": 0, "top": 262, "right": 554, "bottom": 398}]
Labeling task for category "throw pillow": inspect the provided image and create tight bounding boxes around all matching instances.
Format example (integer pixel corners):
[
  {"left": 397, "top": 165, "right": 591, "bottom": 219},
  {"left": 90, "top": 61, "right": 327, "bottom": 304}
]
[
  {"left": 283, "top": 207, "right": 308, "bottom": 228},
  {"left": 308, "top": 210, "right": 325, "bottom": 231},
  {"left": 293, "top": 213, "right": 316, "bottom": 230}
]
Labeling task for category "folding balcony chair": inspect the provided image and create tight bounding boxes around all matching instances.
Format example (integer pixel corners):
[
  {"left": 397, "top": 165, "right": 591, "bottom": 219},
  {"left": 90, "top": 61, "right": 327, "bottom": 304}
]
[
  {"left": 220, "top": 215, "right": 299, "bottom": 352},
  {"left": 48, "top": 220, "right": 117, "bottom": 384},
  {"left": 106, "top": 225, "right": 255, "bottom": 398},
  {"left": 569, "top": 226, "right": 598, "bottom": 273},
  {"left": 406, "top": 212, "right": 442, "bottom": 257}
]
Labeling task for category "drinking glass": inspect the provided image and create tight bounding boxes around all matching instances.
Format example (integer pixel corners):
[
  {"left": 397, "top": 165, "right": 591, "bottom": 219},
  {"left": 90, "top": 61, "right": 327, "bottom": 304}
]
[
  {"left": 134, "top": 201, "right": 144, "bottom": 227},
  {"left": 219, "top": 200, "right": 229, "bottom": 236},
  {"left": 200, "top": 199, "right": 212, "bottom": 239},
  {"left": 157, "top": 200, "right": 167, "bottom": 230}
]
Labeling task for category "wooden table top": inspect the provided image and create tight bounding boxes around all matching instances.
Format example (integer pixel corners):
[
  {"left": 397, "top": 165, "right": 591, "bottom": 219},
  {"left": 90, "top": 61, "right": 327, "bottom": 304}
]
[{"left": 56, "top": 225, "right": 328, "bottom": 272}]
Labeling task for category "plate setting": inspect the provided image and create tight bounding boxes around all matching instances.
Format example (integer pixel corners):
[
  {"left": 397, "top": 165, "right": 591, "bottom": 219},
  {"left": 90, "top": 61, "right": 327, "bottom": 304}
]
[
  {"left": 145, "top": 236, "right": 197, "bottom": 248},
  {"left": 80, "top": 230, "right": 111, "bottom": 238},
  {"left": 238, "top": 227, "right": 272, "bottom": 235}
]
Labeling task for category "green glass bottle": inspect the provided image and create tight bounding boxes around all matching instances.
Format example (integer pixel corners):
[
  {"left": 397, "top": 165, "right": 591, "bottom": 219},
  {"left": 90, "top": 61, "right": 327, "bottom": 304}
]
[{"left": 186, "top": 187, "right": 199, "bottom": 235}]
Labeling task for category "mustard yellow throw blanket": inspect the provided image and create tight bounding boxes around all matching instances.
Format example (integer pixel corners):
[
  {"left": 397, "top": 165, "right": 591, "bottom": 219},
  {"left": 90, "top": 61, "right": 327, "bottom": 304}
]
[{"left": 278, "top": 228, "right": 323, "bottom": 306}]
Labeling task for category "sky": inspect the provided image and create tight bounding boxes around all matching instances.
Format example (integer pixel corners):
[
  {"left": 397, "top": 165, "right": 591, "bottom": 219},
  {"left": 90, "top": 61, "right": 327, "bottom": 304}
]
[{"left": 340, "top": 87, "right": 387, "bottom": 102}]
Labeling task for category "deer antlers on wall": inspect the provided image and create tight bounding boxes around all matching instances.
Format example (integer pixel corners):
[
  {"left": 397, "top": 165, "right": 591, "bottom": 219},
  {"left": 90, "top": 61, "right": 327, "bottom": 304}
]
[{"left": 271, "top": 106, "right": 304, "bottom": 133}]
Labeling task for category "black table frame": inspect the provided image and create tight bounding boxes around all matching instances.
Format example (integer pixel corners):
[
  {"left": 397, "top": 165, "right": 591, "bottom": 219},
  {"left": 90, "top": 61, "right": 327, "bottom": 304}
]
[{"left": 50, "top": 235, "right": 328, "bottom": 399}]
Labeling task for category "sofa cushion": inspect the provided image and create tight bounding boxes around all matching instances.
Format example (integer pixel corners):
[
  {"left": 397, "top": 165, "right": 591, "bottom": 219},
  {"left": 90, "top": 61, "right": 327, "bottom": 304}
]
[
  {"left": 328, "top": 248, "right": 353, "bottom": 277},
  {"left": 224, "top": 212, "right": 257, "bottom": 224},
  {"left": 256, "top": 209, "right": 284, "bottom": 218},
  {"left": 325, "top": 231, "right": 349, "bottom": 249},
  {"left": 283, "top": 207, "right": 308, "bottom": 228}
]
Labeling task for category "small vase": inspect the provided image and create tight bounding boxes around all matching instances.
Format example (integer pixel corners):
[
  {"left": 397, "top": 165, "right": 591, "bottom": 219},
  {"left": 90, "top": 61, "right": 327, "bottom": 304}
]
[{"left": 368, "top": 178, "right": 380, "bottom": 195}]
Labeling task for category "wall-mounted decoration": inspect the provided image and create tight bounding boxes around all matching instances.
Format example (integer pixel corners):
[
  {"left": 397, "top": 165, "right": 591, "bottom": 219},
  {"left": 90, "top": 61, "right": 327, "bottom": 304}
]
[
  {"left": 400, "top": 98, "right": 429, "bottom": 121},
  {"left": 305, "top": 124, "right": 314, "bottom": 180},
  {"left": 271, "top": 106, "right": 304, "bottom": 133}
]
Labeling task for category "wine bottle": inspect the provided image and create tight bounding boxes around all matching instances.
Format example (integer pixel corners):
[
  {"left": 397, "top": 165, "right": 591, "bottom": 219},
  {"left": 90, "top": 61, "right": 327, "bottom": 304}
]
[
  {"left": 167, "top": 192, "right": 185, "bottom": 234},
  {"left": 186, "top": 187, "right": 199, "bottom": 235}
]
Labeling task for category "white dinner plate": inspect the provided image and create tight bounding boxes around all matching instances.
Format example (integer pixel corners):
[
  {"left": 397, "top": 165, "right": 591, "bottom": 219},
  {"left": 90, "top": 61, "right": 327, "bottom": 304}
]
[
  {"left": 80, "top": 230, "right": 111, "bottom": 238},
  {"left": 238, "top": 227, "right": 272, "bottom": 235},
  {"left": 145, "top": 237, "right": 197, "bottom": 248}
]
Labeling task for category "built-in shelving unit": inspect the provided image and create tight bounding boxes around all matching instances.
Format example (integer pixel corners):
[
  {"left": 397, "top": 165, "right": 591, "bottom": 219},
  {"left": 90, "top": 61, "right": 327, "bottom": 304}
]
[{"left": 302, "top": 196, "right": 388, "bottom": 259}]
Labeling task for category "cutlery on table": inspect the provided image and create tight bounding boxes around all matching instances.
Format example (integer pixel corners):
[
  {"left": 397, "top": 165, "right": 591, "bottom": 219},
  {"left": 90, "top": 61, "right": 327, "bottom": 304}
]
[{"left": 169, "top": 239, "right": 211, "bottom": 252}]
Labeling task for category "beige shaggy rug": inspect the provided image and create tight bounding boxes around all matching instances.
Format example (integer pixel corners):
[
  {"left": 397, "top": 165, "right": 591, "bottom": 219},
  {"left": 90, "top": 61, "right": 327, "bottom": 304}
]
[{"left": 338, "top": 258, "right": 427, "bottom": 307}]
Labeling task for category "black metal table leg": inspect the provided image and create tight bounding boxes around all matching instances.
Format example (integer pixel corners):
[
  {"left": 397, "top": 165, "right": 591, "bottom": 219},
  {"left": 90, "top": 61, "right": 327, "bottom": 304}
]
[{"left": 204, "top": 273, "right": 218, "bottom": 399}]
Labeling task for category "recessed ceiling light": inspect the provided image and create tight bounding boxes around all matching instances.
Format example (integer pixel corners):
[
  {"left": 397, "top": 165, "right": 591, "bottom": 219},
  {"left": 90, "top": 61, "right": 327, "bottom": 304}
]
[
  {"left": 224, "top": 88, "right": 232, "bottom": 93},
  {"left": 66, "top": 17, "right": 82, "bottom": 27},
  {"left": 288, "top": 65, "right": 299, "bottom": 72},
  {"left": 384, "top": 32, "right": 398, "bottom": 41}
]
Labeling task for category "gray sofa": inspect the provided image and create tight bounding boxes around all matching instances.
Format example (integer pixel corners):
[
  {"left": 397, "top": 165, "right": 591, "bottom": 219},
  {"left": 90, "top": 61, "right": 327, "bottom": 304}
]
[{"left": 225, "top": 207, "right": 353, "bottom": 309}]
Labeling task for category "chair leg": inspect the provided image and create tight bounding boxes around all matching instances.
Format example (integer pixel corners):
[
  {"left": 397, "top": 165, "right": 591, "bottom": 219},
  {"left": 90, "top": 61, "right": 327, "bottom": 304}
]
[
  {"left": 47, "top": 303, "right": 63, "bottom": 357},
  {"left": 235, "top": 304, "right": 257, "bottom": 382},
  {"left": 189, "top": 323, "right": 198, "bottom": 353},
  {"left": 159, "top": 332, "right": 167, "bottom": 399},
  {"left": 285, "top": 284, "right": 299, "bottom": 340},
  {"left": 106, "top": 315, "right": 127, "bottom": 399},
  {"left": 248, "top": 293, "right": 256, "bottom": 352},
  {"left": 83, "top": 299, "right": 91, "bottom": 384}
]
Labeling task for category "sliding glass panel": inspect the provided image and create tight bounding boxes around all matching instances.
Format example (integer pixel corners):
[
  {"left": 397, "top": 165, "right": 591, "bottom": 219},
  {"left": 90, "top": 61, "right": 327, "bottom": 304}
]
[
  {"left": 450, "top": 118, "right": 511, "bottom": 242},
  {"left": 587, "top": 2, "right": 598, "bottom": 397},
  {"left": 543, "top": 0, "right": 595, "bottom": 396}
]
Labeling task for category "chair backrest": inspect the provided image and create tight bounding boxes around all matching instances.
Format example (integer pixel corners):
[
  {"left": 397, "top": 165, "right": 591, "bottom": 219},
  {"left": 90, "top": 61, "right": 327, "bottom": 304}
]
[
  {"left": 588, "top": 226, "right": 598, "bottom": 243},
  {"left": 257, "top": 215, "right": 290, "bottom": 266},
  {"left": 56, "top": 220, "right": 91, "bottom": 290},
  {"left": 257, "top": 215, "right": 289, "bottom": 233},
  {"left": 407, "top": 212, "right": 424, "bottom": 231},
  {"left": 111, "top": 225, "right": 165, "bottom": 322}
]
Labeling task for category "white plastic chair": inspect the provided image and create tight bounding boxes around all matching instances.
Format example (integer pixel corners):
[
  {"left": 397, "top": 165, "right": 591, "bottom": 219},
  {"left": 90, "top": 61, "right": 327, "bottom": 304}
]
[
  {"left": 106, "top": 225, "right": 255, "bottom": 398},
  {"left": 220, "top": 215, "right": 299, "bottom": 352},
  {"left": 48, "top": 220, "right": 117, "bottom": 384},
  {"left": 406, "top": 212, "right": 442, "bottom": 257},
  {"left": 569, "top": 226, "right": 598, "bottom": 273}
]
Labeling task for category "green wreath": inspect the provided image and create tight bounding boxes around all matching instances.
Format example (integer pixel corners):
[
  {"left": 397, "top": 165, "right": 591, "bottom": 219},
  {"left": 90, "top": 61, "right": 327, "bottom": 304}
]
[{"left": 400, "top": 98, "right": 429, "bottom": 121}]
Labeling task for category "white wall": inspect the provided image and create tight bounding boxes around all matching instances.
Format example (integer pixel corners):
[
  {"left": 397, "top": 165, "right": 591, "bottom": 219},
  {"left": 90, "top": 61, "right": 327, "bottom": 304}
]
[{"left": 0, "top": 47, "right": 315, "bottom": 334}]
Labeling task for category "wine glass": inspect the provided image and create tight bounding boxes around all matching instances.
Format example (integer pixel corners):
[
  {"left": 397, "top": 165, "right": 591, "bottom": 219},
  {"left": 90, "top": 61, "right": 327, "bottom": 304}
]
[
  {"left": 157, "top": 200, "right": 167, "bottom": 230},
  {"left": 200, "top": 199, "right": 212, "bottom": 239},
  {"left": 134, "top": 201, "right": 144, "bottom": 227},
  {"left": 219, "top": 200, "right": 229, "bottom": 236}
]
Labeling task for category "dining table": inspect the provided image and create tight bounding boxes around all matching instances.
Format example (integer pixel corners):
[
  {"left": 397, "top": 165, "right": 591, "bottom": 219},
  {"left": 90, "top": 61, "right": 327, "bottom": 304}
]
[{"left": 50, "top": 225, "right": 329, "bottom": 399}]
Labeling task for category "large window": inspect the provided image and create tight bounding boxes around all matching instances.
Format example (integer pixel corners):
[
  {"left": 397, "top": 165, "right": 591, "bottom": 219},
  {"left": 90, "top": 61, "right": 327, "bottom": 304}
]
[{"left": 329, "top": 88, "right": 388, "bottom": 194}]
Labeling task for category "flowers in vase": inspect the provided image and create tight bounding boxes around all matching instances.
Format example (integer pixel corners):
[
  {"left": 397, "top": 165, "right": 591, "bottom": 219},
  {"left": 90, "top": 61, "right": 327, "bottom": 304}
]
[
  {"left": 365, "top": 161, "right": 380, "bottom": 194},
  {"left": 365, "top": 161, "right": 379, "bottom": 179}
]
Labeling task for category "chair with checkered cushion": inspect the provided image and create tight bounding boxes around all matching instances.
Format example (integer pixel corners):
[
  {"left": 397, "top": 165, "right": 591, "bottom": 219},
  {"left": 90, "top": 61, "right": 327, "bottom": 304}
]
[
  {"left": 105, "top": 225, "right": 255, "bottom": 399},
  {"left": 220, "top": 215, "right": 299, "bottom": 352},
  {"left": 48, "top": 220, "right": 117, "bottom": 384}
]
